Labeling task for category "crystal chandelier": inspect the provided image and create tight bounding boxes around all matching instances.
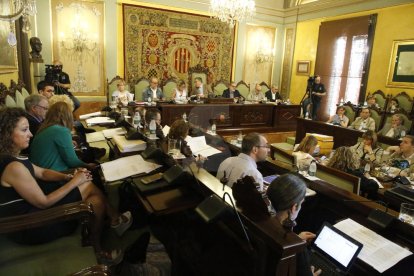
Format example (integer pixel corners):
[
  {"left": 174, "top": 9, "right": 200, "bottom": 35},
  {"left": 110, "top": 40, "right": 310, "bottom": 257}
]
[
  {"left": 0, "top": 0, "right": 37, "bottom": 46},
  {"left": 210, "top": 0, "right": 255, "bottom": 28}
]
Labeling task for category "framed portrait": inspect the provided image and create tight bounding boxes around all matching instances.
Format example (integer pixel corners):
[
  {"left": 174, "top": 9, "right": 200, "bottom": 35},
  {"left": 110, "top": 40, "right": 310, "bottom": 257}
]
[
  {"left": 387, "top": 39, "right": 414, "bottom": 89},
  {"left": 297, "top": 60, "right": 310, "bottom": 75},
  {"left": 0, "top": 0, "right": 18, "bottom": 73}
]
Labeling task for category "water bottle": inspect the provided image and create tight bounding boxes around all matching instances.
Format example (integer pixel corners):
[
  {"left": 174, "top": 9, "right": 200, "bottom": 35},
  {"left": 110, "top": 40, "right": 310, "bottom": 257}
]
[
  {"left": 309, "top": 160, "right": 317, "bottom": 176},
  {"left": 133, "top": 112, "right": 141, "bottom": 128},
  {"left": 340, "top": 98, "right": 344, "bottom": 105},
  {"left": 237, "top": 131, "right": 243, "bottom": 144},
  {"left": 401, "top": 130, "right": 406, "bottom": 138},
  {"left": 149, "top": 119, "right": 156, "bottom": 139},
  {"left": 286, "top": 99, "right": 291, "bottom": 105},
  {"left": 182, "top": 112, "right": 187, "bottom": 122},
  {"left": 211, "top": 123, "right": 217, "bottom": 135},
  {"left": 147, "top": 97, "right": 152, "bottom": 104},
  {"left": 305, "top": 112, "right": 309, "bottom": 119}
]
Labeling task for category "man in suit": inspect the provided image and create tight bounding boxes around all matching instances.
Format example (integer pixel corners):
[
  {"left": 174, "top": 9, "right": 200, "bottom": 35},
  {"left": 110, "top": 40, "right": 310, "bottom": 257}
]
[
  {"left": 348, "top": 108, "right": 376, "bottom": 131},
  {"left": 142, "top": 77, "right": 164, "bottom": 101},
  {"left": 378, "top": 114, "right": 407, "bottom": 139},
  {"left": 222, "top": 82, "right": 241, "bottom": 98},
  {"left": 265, "top": 84, "right": 282, "bottom": 102}
]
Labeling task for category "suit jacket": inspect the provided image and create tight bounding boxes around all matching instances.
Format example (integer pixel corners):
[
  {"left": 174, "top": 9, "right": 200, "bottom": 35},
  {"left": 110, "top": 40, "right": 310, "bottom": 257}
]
[
  {"left": 349, "top": 117, "right": 376, "bottom": 131},
  {"left": 378, "top": 123, "right": 407, "bottom": 139},
  {"left": 22, "top": 113, "right": 42, "bottom": 155},
  {"left": 265, "top": 90, "right": 282, "bottom": 102},
  {"left": 142, "top": 87, "right": 164, "bottom": 101},
  {"left": 222, "top": 88, "right": 241, "bottom": 98}
]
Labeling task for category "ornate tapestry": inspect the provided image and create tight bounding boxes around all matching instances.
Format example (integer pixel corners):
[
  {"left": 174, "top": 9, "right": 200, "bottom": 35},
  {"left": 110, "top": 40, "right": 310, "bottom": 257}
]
[{"left": 123, "top": 4, "right": 235, "bottom": 84}]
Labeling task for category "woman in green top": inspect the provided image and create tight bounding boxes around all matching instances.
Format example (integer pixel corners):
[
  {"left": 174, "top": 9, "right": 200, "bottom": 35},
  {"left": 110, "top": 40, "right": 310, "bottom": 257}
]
[{"left": 29, "top": 102, "right": 97, "bottom": 172}]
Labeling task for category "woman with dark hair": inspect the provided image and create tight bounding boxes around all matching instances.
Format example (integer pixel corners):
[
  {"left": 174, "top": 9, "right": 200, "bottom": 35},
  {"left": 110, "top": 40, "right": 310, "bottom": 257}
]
[
  {"left": 293, "top": 135, "right": 318, "bottom": 171},
  {"left": 29, "top": 102, "right": 97, "bottom": 171},
  {"left": 168, "top": 119, "right": 192, "bottom": 157},
  {"left": 0, "top": 107, "right": 131, "bottom": 264},
  {"left": 326, "top": 106, "right": 349, "bottom": 127},
  {"left": 350, "top": 130, "right": 383, "bottom": 167},
  {"left": 267, "top": 174, "right": 321, "bottom": 276},
  {"left": 328, "top": 146, "right": 379, "bottom": 199}
]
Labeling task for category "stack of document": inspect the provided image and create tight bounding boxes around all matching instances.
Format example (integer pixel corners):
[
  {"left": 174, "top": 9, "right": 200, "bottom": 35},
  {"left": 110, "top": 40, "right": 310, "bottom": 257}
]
[
  {"left": 85, "top": 116, "right": 115, "bottom": 126},
  {"left": 79, "top": 111, "right": 102, "bottom": 120},
  {"left": 185, "top": 136, "right": 221, "bottom": 157},
  {"left": 113, "top": 135, "right": 146, "bottom": 153},
  {"left": 101, "top": 155, "right": 162, "bottom": 182},
  {"left": 102, "top": 128, "right": 126, "bottom": 138},
  {"left": 86, "top": 132, "right": 106, "bottom": 143}
]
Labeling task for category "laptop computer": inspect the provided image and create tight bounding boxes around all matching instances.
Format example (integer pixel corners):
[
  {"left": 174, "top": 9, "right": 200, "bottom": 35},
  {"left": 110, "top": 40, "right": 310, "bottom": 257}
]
[{"left": 310, "top": 222, "right": 363, "bottom": 275}]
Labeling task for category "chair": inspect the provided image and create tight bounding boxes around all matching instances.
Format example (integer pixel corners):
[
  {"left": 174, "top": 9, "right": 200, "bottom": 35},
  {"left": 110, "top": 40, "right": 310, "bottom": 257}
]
[
  {"left": 107, "top": 75, "right": 131, "bottom": 100},
  {"left": 0, "top": 83, "right": 9, "bottom": 106},
  {"left": 0, "top": 201, "right": 109, "bottom": 275},
  {"left": 342, "top": 102, "right": 358, "bottom": 124},
  {"left": 315, "top": 164, "right": 361, "bottom": 194},
  {"left": 188, "top": 64, "right": 209, "bottom": 95},
  {"left": 259, "top": 81, "right": 270, "bottom": 93},
  {"left": 134, "top": 77, "right": 150, "bottom": 101},
  {"left": 162, "top": 77, "right": 178, "bottom": 99},
  {"left": 366, "top": 107, "right": 384, "bottom": 131},
  {"left": 213, "top": 80, "right": 228, "bottom": 96},
  {"left": 393, "top": 92, "right": 414, "bottom": 114},
  {"left": 236, "top": 80, "right": 250, "bottom": 99}
]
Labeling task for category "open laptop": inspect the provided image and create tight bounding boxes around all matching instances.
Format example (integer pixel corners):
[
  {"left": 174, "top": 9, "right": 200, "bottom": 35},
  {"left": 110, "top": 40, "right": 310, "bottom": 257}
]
[{"left": 310, "top": 222, "right": 363, "bottom": 275}]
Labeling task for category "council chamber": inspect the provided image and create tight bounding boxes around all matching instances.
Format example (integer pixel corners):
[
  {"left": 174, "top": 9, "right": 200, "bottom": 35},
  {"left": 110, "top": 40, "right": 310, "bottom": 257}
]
[{"left": 0, "top": 0, "right": 414, "bottom": 275}]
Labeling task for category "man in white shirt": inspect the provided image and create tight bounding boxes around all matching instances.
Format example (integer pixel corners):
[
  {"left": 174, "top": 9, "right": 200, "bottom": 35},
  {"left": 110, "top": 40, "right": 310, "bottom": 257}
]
[
  {"left": 217, "top": 132, "right": 269, "bottom": 191},
  {"left": 348, "top": 108, "right": 376, "bottom": 131},
  {"left": 142, "top": 77, "right": 164, "bottom": 101}
]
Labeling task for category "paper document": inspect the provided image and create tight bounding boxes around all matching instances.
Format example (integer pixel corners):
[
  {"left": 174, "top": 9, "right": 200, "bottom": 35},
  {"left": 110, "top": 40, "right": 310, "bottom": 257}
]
[
  {"left": 86, "top": 131, "right": 105, "bottom": 143},
  {"left": 366, "top": 176, "right": 384, "bottom": 188},
  {"left": 334, "top": 218, "right": 412, "bottom": 273},
  {"left": 113, "top": 135, "right": 146, "bottom": 153},
  {"left": 79, "top": 111, "right": 102, "bottom": 120},
  {"left": 102, "top": 128, "right": 126, "bottom": 138},
  {"left": 101, "top": 155, "right": 162, "bottom": 182},
  {"left": 185, "top": 136, "right": 221, "bottom": 157},
  {"left": 162, "top": 125, "right": 170, "bottom": 137},
  {"left": 86, "top": 117, "right": 115, "bottom": 126}
]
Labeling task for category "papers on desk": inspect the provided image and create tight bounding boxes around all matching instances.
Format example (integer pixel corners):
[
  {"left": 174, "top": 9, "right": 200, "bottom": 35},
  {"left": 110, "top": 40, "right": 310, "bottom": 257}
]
[
  {"left": 86, "top": 131, "right": 106, "bottom": 143},
  {"left": 79, "top": 111, "right": 102, "bottom": 120},
  {"left": 366, "top": 176, "right": 384, "bottom": 188},
  {"left": 162, "top": 125, "right": 170, "bottom": 137},
  {"left": 113, "top": 135, "right": 146, "bottom": 153},
  {"left": 334, "top": 218, "right": 412, "bottom": 273},
  {"left": 185, "top": 136, "right": 221, "bottom": 157},
  {"left": 101, "top": 155, "right": 162, "bottom": 182},
  {"left": 86, "top": 116, "right": 115, "bottom": 126},
  {"left": 102, "top": 128, "right": 126, "bottom": 138}
]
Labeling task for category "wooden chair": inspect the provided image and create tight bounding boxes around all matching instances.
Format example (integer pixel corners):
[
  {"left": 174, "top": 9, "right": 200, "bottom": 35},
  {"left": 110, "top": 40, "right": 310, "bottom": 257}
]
[
  {"left": 316, "top": 164, "right": 361, "bottom": 194},
  {"left": 367, "top": 107, "right": 385, "bottom": 131},
  {"left": 134, "top": 77, "right": 150, "bottom": 101},
  {"left": 162, "top": 77, "right": 178, "bottom": 99},
  {"left": 0, "top": 201, "right": 109, "bottom": 275},
  {"left": 0, "top": 83, "right": 8, "bottom": 106},
  {"left": 213, "top": 80, "right": 228, "bottom": 96},
  {"left": 393, "top": 92, "right": 414, "bottom": 115},
  {"left": 342, "top": 102, "right": 358, "bottom": 124},
  {"left": 259, "top": 81, "right": 270, "bottom": 94},
  {"left": 10, "top": 80, "right": 26, "bottom": 109},
  {"left": 16, "top": 79, "right": 30, "bottom": 98},
  {"left": 236, "top": 80, "right": 250, "bottom": 99},
  {"left": 188, "top": 64, "right": 209, "bottom": 95}
]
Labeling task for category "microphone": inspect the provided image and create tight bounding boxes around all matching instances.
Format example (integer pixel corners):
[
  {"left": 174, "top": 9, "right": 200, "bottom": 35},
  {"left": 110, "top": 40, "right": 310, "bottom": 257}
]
[
  {"left": 220, "top": 171, "right": 228, "bottom": 191},
  {"left": 342, "top": 199, "right": 394, "bottom": 228}
]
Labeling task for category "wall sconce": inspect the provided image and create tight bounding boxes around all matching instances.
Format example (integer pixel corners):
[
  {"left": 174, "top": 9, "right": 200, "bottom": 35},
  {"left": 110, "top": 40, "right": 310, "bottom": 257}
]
[{"left": 256, "top": 47, "right": 275, "bottom": 64}]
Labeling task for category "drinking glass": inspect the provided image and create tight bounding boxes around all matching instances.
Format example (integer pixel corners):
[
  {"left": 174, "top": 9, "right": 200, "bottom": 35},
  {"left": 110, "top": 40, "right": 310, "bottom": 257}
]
[
  {"left": 168, "top": 138, "right": 180, "bottom": 157},
  {"left": 121, "top": 107, "right": 129, "bottom": 117},
  {"left": 399, "top": 203, "right": 414, "bottom": 225}
]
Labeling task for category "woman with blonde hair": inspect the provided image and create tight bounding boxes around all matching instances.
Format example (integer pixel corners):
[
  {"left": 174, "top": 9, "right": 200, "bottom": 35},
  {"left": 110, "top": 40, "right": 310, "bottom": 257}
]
[
  {"left": 293, "top": 135, "right": 318, "bottom": 171},
  {"left": 172, "top": 80, "right": 188, "bottom": 103}
]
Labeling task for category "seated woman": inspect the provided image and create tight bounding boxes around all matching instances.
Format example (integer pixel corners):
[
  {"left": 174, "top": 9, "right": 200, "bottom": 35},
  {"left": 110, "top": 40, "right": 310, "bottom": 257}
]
[
  {"left": 0, "top": 107, "right": 131, "bottom": 264},
  {"left": 327, "top": 146, "right": 379, "bottom": 199},
  {"left": 112, "top": 80, "right": 133, "bottom": 107},
  {"left": 387, "top": 98, "right": 400, "bottom": 113},
  {"left": 293, "top": 135, "right": 318, "bottom": 171},
  {"left": 266, "top": 174, "right": 321, "bottom": 276},
  {"left": 29, "top": 102, "right": 97, "bottom": 171},
  {"left": 168, "top": 119, "right": 192, "bottom": 157},
  {"left": 377, "top": 114, "right": 407, "bottom": 139},
  {"left": 326, "top": 106, "right": 349, "bottom": 127},
  {"left": 171, "top": 80, "right": 188, "bottom": 103},
  {"left": 350, "top": 130, "right": 383, "bottom": 167}
]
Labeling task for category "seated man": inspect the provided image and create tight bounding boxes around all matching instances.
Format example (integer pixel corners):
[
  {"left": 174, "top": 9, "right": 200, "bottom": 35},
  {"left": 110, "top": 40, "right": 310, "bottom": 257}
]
[
  {"left": 386, "top": 136, "right": 414, "bottom": 176},
  {"left": 348, "top": 108, "right": 375, "bottom": 131},
  {"left": 142, "top": 77, "right": 164, "bottom": 101},
  {"left": 37, "top": 80, "right": 55, "bottom": 99},
  {"left": 217, "top": 132, "right": 269, "bottom": 191},
  {"left": 192, "top": 77, "right": 213, "bottom": 98},
  {"left": 247, "top": 84, "right": 265, "bottom": 102},
  {"left": 144, "top": 108, "right": 165, "bottom": 140},
  {"left": 112, "top": 79, "right": 133, "bottom": 107},
  {"left": 265, "top": 84, "right": 282, "bottom": 102},
  {"left": 222, "top": 82, "right": 241, "bottom": 98},
  {"left": 378, "top": 114, "right": 407, "bottom": 139}
]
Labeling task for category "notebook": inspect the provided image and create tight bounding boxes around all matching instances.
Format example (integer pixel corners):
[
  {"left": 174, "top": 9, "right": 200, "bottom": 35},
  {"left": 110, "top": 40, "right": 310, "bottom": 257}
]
[{"left": 310, "top": 222, "right": 363, "bottom": 275}]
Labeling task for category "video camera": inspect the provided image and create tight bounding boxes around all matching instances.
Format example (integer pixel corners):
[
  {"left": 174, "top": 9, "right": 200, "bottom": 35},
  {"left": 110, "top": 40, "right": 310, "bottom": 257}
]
[
  {"left": 307, "top": 75, "right": 317, "bottom": 88},
  {"left": 44, "top": 64, "right": 62, "bottom": 83}
]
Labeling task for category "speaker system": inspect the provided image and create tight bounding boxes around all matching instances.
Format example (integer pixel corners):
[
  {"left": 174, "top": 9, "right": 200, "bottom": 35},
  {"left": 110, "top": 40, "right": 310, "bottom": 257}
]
[
  {"left": 141, "top": 146, "right": 162, "bottom": 159},
  {"left": 195, "top": 194, "right": 231, "bottom": 223},
  {"left": 163, "top": 164, "right": 188, "bottom": 185},
  {"left": 367, "top": 209, "right": 395, "bottom": 229}
]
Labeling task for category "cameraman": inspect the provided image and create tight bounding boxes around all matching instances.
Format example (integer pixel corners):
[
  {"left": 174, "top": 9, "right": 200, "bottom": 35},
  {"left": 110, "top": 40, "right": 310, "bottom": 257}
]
[
  {"left": 302, "top": 75, "right": 326, "bottom": 120},
  {"left": 45, "top": 60, "right": 80, "bottom": 111}
]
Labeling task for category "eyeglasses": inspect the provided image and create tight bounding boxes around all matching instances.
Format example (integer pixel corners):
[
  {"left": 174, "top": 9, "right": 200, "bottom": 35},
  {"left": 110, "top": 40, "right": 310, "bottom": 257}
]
[
  {"left": 35, "top": 105, "right": 48, "bottom": 111},
  {"left": 256, "top": 144, "right": 270, "bottom": 149}
]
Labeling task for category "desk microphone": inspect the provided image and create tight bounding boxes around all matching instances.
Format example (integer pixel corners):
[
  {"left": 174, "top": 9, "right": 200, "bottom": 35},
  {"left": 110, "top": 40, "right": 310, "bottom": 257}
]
[{"left": 342, "top": 199, "right": 394, "bottom": 228}]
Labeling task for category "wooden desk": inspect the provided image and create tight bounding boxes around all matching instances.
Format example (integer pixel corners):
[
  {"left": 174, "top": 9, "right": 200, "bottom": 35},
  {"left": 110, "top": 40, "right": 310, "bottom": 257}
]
[
  {"left": 159, "top": 103, "right": 300, "bottom": 134},
  {"left": 295, "top": 118, "right": 401, "bottom": 148}
]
